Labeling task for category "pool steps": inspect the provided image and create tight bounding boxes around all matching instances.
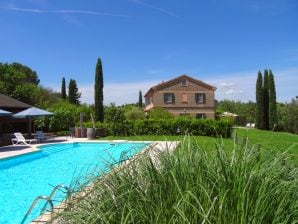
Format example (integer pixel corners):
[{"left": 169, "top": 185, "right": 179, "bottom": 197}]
[{"left": 21, "top": 184, "right": 70, "bottom": 224}]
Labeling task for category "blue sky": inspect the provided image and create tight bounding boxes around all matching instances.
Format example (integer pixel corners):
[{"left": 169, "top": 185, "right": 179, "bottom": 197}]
[{"left": 0, "top": 0, "right": 297, "bottom": 105}]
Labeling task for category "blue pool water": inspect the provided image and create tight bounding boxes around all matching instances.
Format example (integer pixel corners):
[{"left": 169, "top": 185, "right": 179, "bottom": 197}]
[{"left": 0, "top": 142, "right": 149, "bottom": 224}]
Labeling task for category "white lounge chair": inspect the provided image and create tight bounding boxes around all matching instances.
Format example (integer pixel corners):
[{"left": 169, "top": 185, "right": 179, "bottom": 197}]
[
  {"left": 251, "top": 123, "right": 255, "bottom": 128},
  {"left": 245, "top": 123, "right": 251, "bottom": 128},
  {"left": 11, "top": 132, "right": 37, "bottom": 145}
]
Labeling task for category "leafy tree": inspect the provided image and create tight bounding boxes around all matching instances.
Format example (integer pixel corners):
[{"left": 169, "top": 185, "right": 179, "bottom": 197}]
[
  {"left": 216, "top": 100, "right": 256, "bottom": 125},
  {"left": 0, "top": 62, "right": 40, "bottom": 104},
  {"left": 11, "top": 83, "right": 39, "bottom": 105},
  {"left": 68, "top": 79, "right": 81, "bottom": 105},
  {"left": 138, "top": 90, "right": 143, "bottom": 108},
  {"left": 42, "top": 101, "right": 92, "bottom": 131},
  {"left": 61, "top": 77, "right": 66, "bottom": 100},
  {"left": 94, "top": 58, "right": 104, "bottom": 122},
  {"left": 268, "top": 70, "right": 277, "bottom": 129},
  {"left": 278, "top": 98, "right": 298, "bottom": 134},
  {"left": 263, "top": 69, "right": 269, "bottom": 129},
  {"left": 37, "top": 86, "right": 62, "bottom": 108},
  {"left": 256, "top": 71, "right": 263, "bottom": 129}
]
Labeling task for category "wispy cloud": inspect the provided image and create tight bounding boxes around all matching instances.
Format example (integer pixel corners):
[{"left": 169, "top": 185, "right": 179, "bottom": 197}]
[
  {"left": 129, "top": 0, "right": 179, "bottom": 18},
  {"left": 0, "top": 6, "right": 130, "bottom": 18},
  {"left": 80, "top": 81, "right": 158, "bottom": 105}
]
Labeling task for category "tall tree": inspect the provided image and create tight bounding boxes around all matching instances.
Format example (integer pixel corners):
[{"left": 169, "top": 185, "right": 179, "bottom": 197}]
[
  {"left": 94, "top": 58, "right": 104, "bottom": 122},
  {"left": 256, "top": 71, "right": 263, "bottom": 129},
  {"left": 61, "top": 77, "right": 66, "bottom": 100},
  {"left": 68, "top": 79, "right": 81, "bottom": 105},
  {"left": 0, "top": 62, "right": 40, "bottom": 104},
  {"left": 138, "top": 90, "right": 143, "bottom": 108},
  {"left": 269, "top": 70, "right": 277, "bottom": 129},
  {"left": 263, "top": 69, "right": 269, "bottom": 130}
]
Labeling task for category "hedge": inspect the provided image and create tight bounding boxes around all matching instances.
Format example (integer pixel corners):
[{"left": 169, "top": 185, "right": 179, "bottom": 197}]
[{"left": 103, "top": 118, "right": 232, "bottom": 138}]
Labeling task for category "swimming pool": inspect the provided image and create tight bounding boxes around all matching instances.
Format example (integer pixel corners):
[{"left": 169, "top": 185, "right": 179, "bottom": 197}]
[{"left": 0, "top": 142, "right": 149, "bottom": 224}]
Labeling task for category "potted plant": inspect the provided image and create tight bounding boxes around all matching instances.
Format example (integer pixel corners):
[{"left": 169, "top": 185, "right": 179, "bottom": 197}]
[{"left": 87, "top": 113, "right": 96, "bottom": 139}]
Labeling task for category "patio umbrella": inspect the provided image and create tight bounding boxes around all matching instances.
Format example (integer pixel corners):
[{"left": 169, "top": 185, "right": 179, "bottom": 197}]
[
  {"left": 13, "top": 107, "right": 54, "bottom": 135},
  {"left": 0, "top": 109, "right": 12, "bottom": 116}
]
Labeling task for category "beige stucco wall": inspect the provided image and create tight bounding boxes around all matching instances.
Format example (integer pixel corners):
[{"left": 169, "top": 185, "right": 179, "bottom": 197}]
[{"left": 144, "top": 78, "right": 216, "bottom": 119}]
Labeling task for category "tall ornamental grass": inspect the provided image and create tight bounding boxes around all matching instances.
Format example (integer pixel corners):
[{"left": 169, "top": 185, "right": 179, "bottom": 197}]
[{"left": 52, "top": 137, "right": 298, "bottom": 224}]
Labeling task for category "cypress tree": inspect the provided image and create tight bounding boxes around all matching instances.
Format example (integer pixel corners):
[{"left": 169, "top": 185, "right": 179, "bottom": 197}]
[
  {"left": 263, "top": 69, "right": 269, "bottom": 130},
  {"left": 68, "top": 79, "right": 81, "bottom": 105},
  {"left": 61, "top": 77, "right": 66, "bottom": 100},
  {"left": 256, "top": 71, "right": 263, "bottom": 129},
  {"left": 138, "top": 90, "right": 143, "bottom": 108},
  {"left": 94, "top": 58, "right": 104, "bottom": 122},
  {"left": 269, "top": 70, "right": 277, "bottom": 129}
]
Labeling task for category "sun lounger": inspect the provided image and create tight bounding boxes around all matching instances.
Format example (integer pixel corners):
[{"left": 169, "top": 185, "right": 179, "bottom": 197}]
[
  {"left": 35, "top": 131, "right": 47, "bottom": 142},
  {"left": 245, "top": 123, "right": 251, "bottom": 128},
  {"left": 11, "top": 132, "right": 38, "bottom": 145}
]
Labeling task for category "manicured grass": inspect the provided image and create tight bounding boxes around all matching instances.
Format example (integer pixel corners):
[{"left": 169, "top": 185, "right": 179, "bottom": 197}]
[
  {"left": 234, "top": 128, "right": 298, "bottom": 155},
  {"left": 102, "top": 128, "right": 298, "bottom": 156}
]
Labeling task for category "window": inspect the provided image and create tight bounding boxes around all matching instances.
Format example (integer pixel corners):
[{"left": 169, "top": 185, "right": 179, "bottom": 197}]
[
  {"left": 181, "top": 79, "right": 188, "bottom": 86},
  {"left": 164, "top": 93, "right": 175, "bottom": 104},
  {"left": 181, "top": 93, "right": 188, "bottom": 103},
  {"left": 195, "top": 93, "right": 206, "bottom": 104},
  {"left": 196, "top": 113, "right": 206, "bottom": 119}
]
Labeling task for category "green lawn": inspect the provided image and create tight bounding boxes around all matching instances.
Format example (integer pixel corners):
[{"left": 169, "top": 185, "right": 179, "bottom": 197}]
[{"left": 102, "top": 128, "right": 298, "bottom": 157}]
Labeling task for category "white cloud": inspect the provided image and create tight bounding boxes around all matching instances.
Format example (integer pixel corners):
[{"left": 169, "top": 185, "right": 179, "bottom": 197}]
[{"left": 218, "top": 82, "right": 244, "bottom": 95}]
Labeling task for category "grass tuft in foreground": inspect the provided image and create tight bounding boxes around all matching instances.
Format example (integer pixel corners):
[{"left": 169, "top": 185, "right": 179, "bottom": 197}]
[{"left": 52, "top": 137, "right": 298, "bottom": 224}]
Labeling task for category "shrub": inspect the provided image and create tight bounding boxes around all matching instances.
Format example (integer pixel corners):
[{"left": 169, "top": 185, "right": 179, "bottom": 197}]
[
  {"left": 125, "top": 107, "right": 146, "bottom": 120},
  {"left": 104, "top": 105, "right": 128, "bottom": 135},
  {"left": 148, "top": 108, "right": 174, "bottom": 120}
]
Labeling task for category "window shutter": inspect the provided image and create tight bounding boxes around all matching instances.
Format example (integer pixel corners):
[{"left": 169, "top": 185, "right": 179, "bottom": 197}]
[
  {"left": 195, "top": 93, "right": 198, "bottom": 103},
  {"left": 172, "top": 93, "right": 175, "bottom": 104},
  {"left": 203, "top": 94, "right": 206, "bottom": 104},
  {"left": 164, "top": 93, "right": 167, "bottom": 103}
]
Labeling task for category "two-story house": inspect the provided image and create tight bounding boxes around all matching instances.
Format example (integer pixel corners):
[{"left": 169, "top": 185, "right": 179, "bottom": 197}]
[{"left": 144, "top": 75, "right": 216, "bottom": 119}]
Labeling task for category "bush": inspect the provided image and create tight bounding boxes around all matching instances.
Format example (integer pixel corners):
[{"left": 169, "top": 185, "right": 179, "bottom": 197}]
[
  {"left": 125, "top": 107, "right": 146, "bottom": 120},
  {"left": 148, "top": 108, "right": 174, "bottom": 120}
]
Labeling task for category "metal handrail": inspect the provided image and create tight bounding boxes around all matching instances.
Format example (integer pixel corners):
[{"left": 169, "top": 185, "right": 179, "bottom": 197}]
[
  {"left": 20, "top": 196, "right": 53, "bottom": 224},
  {"left": 20, "top": 184, "right": 70, "bottom": 224},
  {"left": 40, "top": 184, "right": 70, "bottom": 214}
]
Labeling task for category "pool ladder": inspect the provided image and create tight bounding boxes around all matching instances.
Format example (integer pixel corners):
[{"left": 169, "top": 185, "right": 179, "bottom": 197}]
[{"left": 20, "top": 184, "right": 70, "bottom": 224}]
